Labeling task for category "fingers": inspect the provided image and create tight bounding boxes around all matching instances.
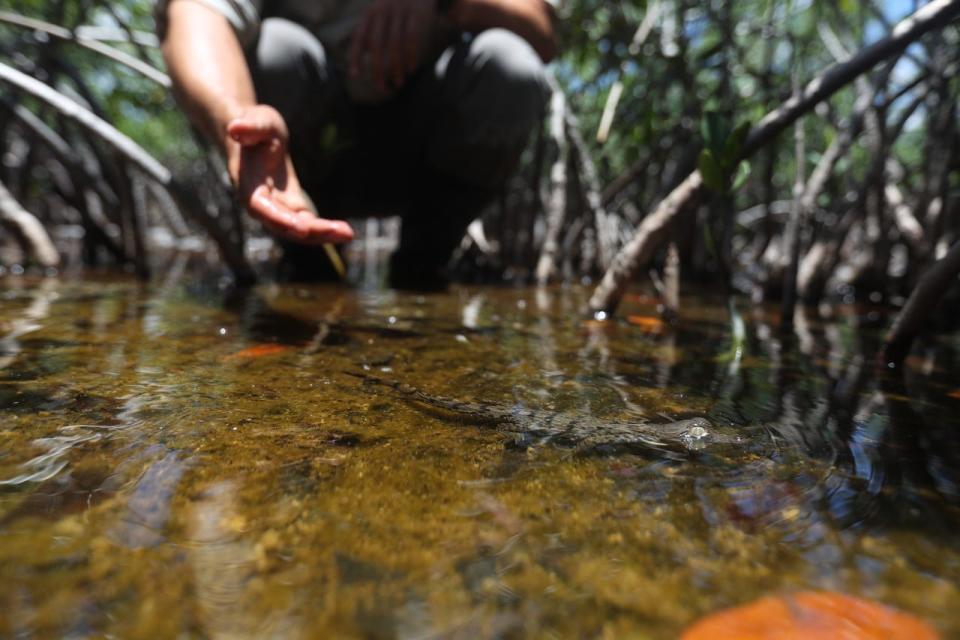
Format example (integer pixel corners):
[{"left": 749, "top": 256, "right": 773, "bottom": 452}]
[
  {"left": 349, "top": 8, "right": 371, "bottom": 79},
  {"left": 366, "top": 8, "right": 388, "bottom": 91},
  {"left": 388, "top": 7, "right": 408, "bottom": 87},
  {"left": 350, "top": 5, "right": 386, "bottom": 91},
  {"left": 303, "top": 218, "right": 355, "bottom": 244},
  {"left": 249, "top": 186, "right": 355, "bottom": 244},
  {"left": 351, "top": 0, "right": 428, "bottom": 91},
  {"left": 266, "top": 215, "right": 355, "bottom": 245},
  {"left": 404, "top": 7, "right": 422, "bottom": 74}
]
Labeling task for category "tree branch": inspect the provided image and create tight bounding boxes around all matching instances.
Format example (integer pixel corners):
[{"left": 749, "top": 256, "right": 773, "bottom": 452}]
[
  {"left": 0, "top": 61, "right": 254, "bottom": 283},
  {"left": 0, "top": 10, "right": 170, "bottom": 88},
  {"left": 0, "top": 180, "right": 60, "bottom": 268},
  {"left": 588, "top": 0, "right": 960, "bottom": 315}
]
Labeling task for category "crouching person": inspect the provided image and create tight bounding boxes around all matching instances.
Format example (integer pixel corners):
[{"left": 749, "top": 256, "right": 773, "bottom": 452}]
[{"left": 157, "top": 0, "right": 557, "bottom": 287}]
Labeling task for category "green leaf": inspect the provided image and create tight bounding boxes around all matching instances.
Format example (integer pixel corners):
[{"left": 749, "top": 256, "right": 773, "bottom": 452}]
[
  {"left": 701, "top": 218, "right": 716, "bottom": 258},
  {"left": 701, "top": 111, "right": 729, "bottom": 156},
  {"left": 839, "top": 0, "right": 858, "bottom": 15},
  {"left": 731, "top": 160, "right": 752, "bottom": 192},
  {"left": 699, "top": 149, "right": 726, "bottom": 193},
  {"left": 722, "top": 121, "right": 752, "bottom": 167},
  {"left": 790, "top": 6, "right": 816, "bottom": 39}
]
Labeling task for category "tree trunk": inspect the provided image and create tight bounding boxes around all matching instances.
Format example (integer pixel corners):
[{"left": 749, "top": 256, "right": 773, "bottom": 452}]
[
  {"left": 535, "top": 87, "right": 568, "bottom": 285},
  {"left": 780, "top": 62, "right": 806, "bottom": 331},
  {"left": 0, "top": 180, "right": 60, "bottom": 268},
  {"left": 0, "top": 61, "right": 255, "bottom": 283},
  {"left": 882, "top": 237, "right": 960, "bottom": 364}
]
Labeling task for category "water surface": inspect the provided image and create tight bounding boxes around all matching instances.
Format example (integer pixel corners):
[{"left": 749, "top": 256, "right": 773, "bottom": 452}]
[{"left": 1, "top": 275, "right": 959, "bottom": 638}]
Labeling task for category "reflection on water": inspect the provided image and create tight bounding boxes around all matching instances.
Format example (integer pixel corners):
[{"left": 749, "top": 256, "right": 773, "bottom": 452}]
[
  {"left": 188, "top": 480, "right": 302, "bottom": 639},
  {"left": 1, "top": 275, "right": 960, "bottom": 638},
  {"left": 110, "top": 450, "right": 188, "bottom": 548},
  {"left": 0, "top": 427, "right": 102, "bottom": 487}
]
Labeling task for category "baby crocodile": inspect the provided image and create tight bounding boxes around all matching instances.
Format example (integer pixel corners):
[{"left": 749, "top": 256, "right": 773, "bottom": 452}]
[{"left": 347, "top": 372, "right": 728, "bottom": 454}]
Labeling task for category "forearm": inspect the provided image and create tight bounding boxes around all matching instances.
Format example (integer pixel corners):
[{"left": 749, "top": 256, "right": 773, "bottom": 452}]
[
  {"left": 160, "top": 0, "right": 256, "bottom": 151},
  {"left": 447, "top": 0, "right": 557, "bottom": 62}
]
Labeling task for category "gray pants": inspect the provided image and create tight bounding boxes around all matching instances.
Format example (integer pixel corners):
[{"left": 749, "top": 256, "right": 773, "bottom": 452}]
[{"left": 248, "top": 19, "right": 548, "bottom": 279}]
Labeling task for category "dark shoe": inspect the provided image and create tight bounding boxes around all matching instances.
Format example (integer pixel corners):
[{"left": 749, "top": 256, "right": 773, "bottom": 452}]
[
  {"left": 276, "top": 241, "right": 344, "bottom": 283},
  {"left": 388, "top": 249, "right": 450, "bottom": 291},
  {"left": 389, "top": 169, "right": 498, "bottom": 290}
]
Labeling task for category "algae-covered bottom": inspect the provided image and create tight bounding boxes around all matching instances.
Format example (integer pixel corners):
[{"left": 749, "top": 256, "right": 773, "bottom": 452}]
[{"left": 1, "top": 276, "right": 959, "bottom": 638}]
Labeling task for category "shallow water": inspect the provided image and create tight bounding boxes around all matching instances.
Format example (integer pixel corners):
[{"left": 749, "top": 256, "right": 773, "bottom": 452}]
[{"left": 1, "top": 274, "right": 959, "bottom": 638}]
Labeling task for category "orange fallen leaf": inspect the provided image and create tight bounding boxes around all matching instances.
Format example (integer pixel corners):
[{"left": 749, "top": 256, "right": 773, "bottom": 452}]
[
  {"left": 581, "top": 319, "right": 617, "bottom": 334},
  {"left": 681, "top": 591, "right": 940, "bottom": 640},
  {"left": 223, "top": 344, "right": 292, "bottom": 361},
  {"left": 627, "top": 315, "right": 665, "bottom": 332},
  {"left": 623, "top": 293, "right": 660, "bottom": 305}
]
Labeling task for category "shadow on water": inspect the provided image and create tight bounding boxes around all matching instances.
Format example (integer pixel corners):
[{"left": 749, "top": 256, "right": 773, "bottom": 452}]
[{"left": 1, "top": 276, "right": 960, "bottom": 637}]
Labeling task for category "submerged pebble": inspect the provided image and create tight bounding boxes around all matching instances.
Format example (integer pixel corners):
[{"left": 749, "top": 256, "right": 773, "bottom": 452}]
[{"left": 686, "top": 425, "right": 709, "bottom": 440}]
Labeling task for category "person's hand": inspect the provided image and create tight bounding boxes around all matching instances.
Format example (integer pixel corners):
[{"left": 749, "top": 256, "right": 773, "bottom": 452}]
[
  {"left": 225, "top": 105, "right": 354, "bottom": 244},
  {"left": 349, "top": 0, "right": 435, "bottom": 92}
]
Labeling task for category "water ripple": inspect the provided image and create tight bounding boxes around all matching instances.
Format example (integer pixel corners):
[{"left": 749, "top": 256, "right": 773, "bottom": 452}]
[{"left": 0, "top": 423, "right": 125, "bottom": 487}]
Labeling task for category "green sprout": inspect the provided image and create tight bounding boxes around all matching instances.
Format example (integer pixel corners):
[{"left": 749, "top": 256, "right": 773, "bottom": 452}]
[{"left": 698, "top": 112, "right": 752, "bottom": 194}]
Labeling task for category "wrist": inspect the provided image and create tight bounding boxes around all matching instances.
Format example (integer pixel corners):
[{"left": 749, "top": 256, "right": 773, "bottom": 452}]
[{"left": 213, "top": 100, "right": 249, "bottom": 148}]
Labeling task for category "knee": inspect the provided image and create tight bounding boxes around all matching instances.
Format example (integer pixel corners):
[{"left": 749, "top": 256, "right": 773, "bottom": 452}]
[
  {"left": 426, "top": 29, "right": 550, "bottom": 186},
  {"left": 467, "top": 29, "right": 549, "bottom": 121},
  {"left": 254, "top": 18, "right": 328, "bottom": 83},
  {"left": 250, "top": 19, "right": 330, "bottom": 128}
]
